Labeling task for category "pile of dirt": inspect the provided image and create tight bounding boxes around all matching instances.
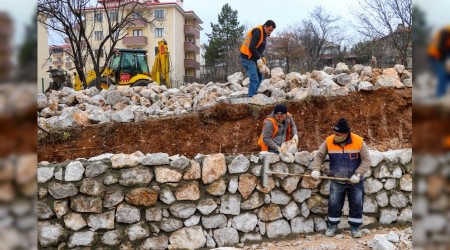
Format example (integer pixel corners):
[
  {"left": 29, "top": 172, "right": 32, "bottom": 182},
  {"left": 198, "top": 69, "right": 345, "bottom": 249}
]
[{"left": 38, "top": 88, "right": 412, "bottom": 162}]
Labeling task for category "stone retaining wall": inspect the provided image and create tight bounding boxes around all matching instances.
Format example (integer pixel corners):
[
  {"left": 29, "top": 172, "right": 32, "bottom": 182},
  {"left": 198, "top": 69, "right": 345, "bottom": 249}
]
[{"left": 37, "top": 149, "right": 412, "bottom": 249}]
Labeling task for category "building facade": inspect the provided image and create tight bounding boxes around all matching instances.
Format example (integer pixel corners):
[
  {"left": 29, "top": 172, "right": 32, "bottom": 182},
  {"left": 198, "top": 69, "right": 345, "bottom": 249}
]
[
  {"left": 83, "top": 0, "right": 202, "bottom": 88},
  {"left": 38, "top": 14, "right": 50, "bottom": 92}
]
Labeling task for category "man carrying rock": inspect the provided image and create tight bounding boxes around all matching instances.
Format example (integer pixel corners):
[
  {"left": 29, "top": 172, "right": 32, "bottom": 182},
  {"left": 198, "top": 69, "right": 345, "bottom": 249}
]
[
  {"left": 310, "top": 117, "right": 371, "bottom": 238},
  {"left": 240, "top": 20, "right": 275, "bottom": 97},
  {"left": 258, "top": 104, "right": 298, "bottom": 154}
]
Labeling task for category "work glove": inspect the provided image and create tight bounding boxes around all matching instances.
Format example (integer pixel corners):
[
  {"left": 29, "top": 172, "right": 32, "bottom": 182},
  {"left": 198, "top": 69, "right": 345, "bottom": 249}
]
[
  {"left": 257, "top": 58, "right": 264, "bottom": 68},
  {"left": 292, "top": 134, "right": 299, "bottom": 144},
  {"left": 277, "top": 146, "right": 286, "bottom": 153},
  {"left": 257, "top": 59, "right": 269, "bottom": 75},
  {"left": 350, "top": 174, "right": 361, "bottom": 184},
  {"left": 311, "top": 170, "right": 321, "bottom": 180},
  {"left": 261, "top": 56, "right": 267, "bottom": 64}
]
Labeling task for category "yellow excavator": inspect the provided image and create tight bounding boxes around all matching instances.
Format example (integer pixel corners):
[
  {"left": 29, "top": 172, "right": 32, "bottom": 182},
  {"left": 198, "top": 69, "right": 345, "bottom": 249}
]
[{"left": 73, "top": 39, "right": 170, "bottom": 90}]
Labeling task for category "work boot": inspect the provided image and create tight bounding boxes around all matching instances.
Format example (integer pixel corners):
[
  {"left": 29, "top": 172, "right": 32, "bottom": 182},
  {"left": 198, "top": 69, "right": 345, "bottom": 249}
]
[
  {"left": 351, "top": 226, "right": 362, "bottom": 238},
  {"left": 325, "top": 224, "right": 338, "bottom": 237}
]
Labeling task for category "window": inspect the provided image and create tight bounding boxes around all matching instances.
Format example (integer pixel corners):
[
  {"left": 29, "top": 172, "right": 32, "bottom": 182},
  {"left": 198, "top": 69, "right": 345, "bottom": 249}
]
[
  {"left": 154, "top": 9, "right": 164, "bottom": 20},
  {"left": 113, "top": 31, "right": 120, "bottom": 39},
  {"left": 94, "top": 13, "right": 103, "bottom": 23},
  {"left": 48, "top": 66, "right": 52, "bottom": 70},
  {"left": 155, "top": 28, "right": 164, "bottom": 38},
  {"left": 94, "top": 49, "right": 104, "bottom": 58},
  {"left": 133, "top": 29, "right": 143, "bottom": 37},
  {"left": 48, "top": 58, "right": 52, "bottom": 63},
  {"left": 131, "top": 11, "right": 142, "bottom": 20},
  {"left": 94, "top": 31, "right": 103, "bottom": 41},
  {"left": 66, "top": 57, "right": 70, "bottom": 62},
  {"left": 109, "top": 11, "right": 118, "bottom": 22}
]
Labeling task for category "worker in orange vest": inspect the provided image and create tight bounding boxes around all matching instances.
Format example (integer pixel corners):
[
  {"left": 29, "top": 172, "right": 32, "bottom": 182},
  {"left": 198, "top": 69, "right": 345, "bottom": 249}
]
[
  {"left": 258, "top": 104, "right": 298, "bottom": 153},
  {"left": 240, "top": 20, "right": 276, "bottom": 97},
  {"left": 310, "top": 118, "right": 371, "bottom": 238},
  {"left": 428, "top": 26, "right": 450, "bottom": 97}
]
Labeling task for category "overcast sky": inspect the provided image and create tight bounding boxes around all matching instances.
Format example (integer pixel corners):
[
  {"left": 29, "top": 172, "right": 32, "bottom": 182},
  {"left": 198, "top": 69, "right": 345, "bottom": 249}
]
[
  {"left": 183, "top": 0, "right": 361, "bottom": 45},
  {"left": 413, "top": 0, "right": 450, "bottom": 33},
  {"left": 0, "top": 0, "right": 35, "bottom": 45}
]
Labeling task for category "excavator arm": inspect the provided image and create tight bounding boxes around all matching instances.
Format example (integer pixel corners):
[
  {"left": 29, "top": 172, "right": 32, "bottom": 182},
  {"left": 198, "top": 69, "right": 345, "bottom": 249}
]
[{"left": 151, "top": 39, "right": 171, "bottom": 88}]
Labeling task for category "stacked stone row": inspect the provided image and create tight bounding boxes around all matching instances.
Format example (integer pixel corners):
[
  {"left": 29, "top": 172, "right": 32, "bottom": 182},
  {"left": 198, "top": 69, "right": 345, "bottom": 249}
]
[
  {"left": 413, "top": 153, "right": 450, "bottom": 247},
  {"left": 0, "top": 154, "right": 38, "bottom": 250},
  {"left": 37, "top": 148, "right": 412, "bottom": 249}
]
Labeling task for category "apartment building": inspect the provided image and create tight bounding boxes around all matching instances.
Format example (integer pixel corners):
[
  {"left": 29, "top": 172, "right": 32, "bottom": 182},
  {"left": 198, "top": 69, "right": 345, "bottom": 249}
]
[
  {"left": 84, "top": 0, "right": 202, "bottom": 87},
  {"left": 37, "top": 44, "right": 75, "bottom": 92},
  {"left": 38, "top": 14, "right": 50, "bottom": 91},
  {"left": 47, "top": 45, "right": 75, "bottom": 72},
  {"left": 0, "top": 12, "right": 12, "bottom": 81}
]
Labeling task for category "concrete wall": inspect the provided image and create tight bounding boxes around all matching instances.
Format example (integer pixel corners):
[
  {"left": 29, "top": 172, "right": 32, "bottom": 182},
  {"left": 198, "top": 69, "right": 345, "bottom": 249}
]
[{"left": 37, "top": 149, "right": 412, "bottom": 249}]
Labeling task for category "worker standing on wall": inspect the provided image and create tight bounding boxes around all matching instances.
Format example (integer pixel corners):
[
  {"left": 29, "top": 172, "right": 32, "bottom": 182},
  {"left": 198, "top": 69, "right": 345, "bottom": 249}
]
[
  {"left": 428, "top": 25, "right": 450, "bottom": 98},
  {"left": 240, "top": 20, "right": 276, "bottom": 97},
  {"left": 310, "top": 118, "right": 371, "bottom": 238},
  {"left": 258, "top": 104, "right": 298, "bottom": 154}
]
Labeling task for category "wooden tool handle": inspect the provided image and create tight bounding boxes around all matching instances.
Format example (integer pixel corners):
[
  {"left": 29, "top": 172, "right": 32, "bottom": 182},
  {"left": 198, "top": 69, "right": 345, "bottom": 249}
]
[{"left": 267, "top": 171, "right": 351, "bottom": 182}]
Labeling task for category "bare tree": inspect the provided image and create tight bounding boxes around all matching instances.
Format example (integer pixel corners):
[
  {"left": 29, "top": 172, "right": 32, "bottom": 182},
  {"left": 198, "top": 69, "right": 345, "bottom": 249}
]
[
  {"left": 265, "top": 29, "right": 305, "bottom": 73},
  {"left": 294, "top": 6, "right": 345, "bottom": 72},
  {"left": 38, "top": 0, "right": 155, "bottom": 86},
  {"left": 351, "top": 0, "right": 412, "bottom": 67}
]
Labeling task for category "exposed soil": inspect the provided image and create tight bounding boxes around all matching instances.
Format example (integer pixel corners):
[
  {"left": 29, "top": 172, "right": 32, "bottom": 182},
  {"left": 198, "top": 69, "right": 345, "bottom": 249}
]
[
  {"left": 413, "top": 104, "right": 450, "bottom": 154},
  {"left": 0, "top": 104, "right": 37, "bottom": 158},
  {"left": 38, "top": 88, "right": 412, "bottom": 162}
]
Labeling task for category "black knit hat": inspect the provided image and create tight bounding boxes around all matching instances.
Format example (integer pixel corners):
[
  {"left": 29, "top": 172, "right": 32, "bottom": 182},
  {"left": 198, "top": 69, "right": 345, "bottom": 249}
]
[
  {"left": 273, "top": 104, "right": 287, "bottom": 114},
  {"left": 333, "top": 118, "right": 350, "bottom": 133}
]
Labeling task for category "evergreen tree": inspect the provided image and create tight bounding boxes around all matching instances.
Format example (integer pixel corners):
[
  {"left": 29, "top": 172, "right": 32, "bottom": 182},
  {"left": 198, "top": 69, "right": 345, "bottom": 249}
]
[
  {"left": 412, "top": 5, "right": 429, "bottom": 47},
  {"left": 18, "top": 13, "right": 37, "bottom": 81},
  {"left": 203, "top": 3, "right": 244, "bottom": 80}
]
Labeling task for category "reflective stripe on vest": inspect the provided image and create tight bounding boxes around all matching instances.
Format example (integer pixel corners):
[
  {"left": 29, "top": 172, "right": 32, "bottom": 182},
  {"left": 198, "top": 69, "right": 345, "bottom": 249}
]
[
  {"left": 258, "top": 113, "right": 292, "bottom": 151},
  {"left": 325, "top": 133, "right": 363, "bottom": 179},
  {"left": 240, "top": 25, "right": 264, "bottom": 59}
]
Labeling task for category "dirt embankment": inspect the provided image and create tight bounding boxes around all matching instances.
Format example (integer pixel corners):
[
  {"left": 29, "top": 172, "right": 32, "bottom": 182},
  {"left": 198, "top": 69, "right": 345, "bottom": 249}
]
[{"left": 38, "top": 88, "right": 412, "bottom": 162}]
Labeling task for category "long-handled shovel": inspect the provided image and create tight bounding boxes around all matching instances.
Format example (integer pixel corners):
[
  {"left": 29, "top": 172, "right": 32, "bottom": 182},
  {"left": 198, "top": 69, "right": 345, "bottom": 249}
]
[{"left": 261, "top": 155, "right": 351, "bottom": 187}]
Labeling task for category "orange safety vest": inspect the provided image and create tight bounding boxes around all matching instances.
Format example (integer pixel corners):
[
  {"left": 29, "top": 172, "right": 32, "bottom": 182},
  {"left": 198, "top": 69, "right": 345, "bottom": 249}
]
[
  {"left": 240, "top": 25, "right": 264, "bottom": 59},
  {"left": 258, "top": 113, "right": 292, "bottom": 151},
  {"left": 325, "top": 133, "right": 364, "bottom": 178},
  {"left": 428, "top": 26, "right": 450, "bottom": 60}
]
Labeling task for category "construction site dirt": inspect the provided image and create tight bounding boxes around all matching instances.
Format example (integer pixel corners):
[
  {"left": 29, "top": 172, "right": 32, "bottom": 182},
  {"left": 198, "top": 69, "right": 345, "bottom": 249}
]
[{"left": 38, "top": 88, "right": 412, "bottom": 163}]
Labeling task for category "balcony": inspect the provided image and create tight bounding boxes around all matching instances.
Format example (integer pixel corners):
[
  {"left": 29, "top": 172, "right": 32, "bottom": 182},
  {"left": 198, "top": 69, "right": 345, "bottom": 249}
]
[
  {"left": 126, "top": 18, "right": 147, "bottom": 28},
  {"left": 65, "top": 62, "right": 72, "bottom": 69},
  {"left": 52, "top": 52, "right": 63, "bottom": 57},
  {"left": 184, "top": 41, "right": 200, "bottom": 54},
  {"left": 184, "top": 75, "right": 200, "bottom": 84},
  {"left": 53, "top": 60, "right": 63, "bottom": 66},
  {"left": 184, "top": 25, "right": 199, "bottom": 39},
  {"left": 122, "top": 36, "right": 148, "bottom": 46},
  {"left": 184, "top": 59, "right": 200, "bottom": 70}
]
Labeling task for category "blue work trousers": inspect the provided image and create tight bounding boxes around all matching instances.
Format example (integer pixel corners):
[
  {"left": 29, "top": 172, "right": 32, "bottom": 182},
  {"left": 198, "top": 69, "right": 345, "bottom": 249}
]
[
  {"left": 430, "top": 58, "right": 450, "bottom": 97},
  {"left": 327, "top": 180, "right": 364, "bottom": 227},
  {"left": 241, "top": 57, "right": 263, "bottom": 97}
]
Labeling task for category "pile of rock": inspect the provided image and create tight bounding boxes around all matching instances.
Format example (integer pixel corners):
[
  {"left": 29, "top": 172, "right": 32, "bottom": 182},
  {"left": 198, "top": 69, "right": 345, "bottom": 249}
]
[
  {"left": 371, "top": 228, "right": 412, "bottom": 250},
  {"left": 37, "top": 63, "right": 412, "bottom": 130}
]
